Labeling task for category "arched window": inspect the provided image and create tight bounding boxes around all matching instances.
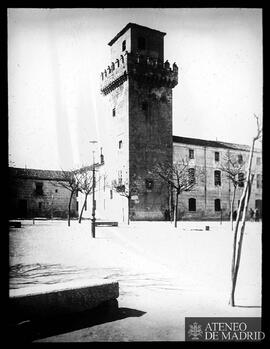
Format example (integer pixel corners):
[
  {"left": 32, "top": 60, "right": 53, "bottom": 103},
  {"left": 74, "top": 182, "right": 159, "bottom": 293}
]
[
  {"left": 189, "top": 198, "right": 196, "bottom": 212},
  {"left": 215, "top": 199, "right": 221, "bottom": 211},
  {"left": 188, "top": 168, "right": 195, "bottom": 185},
  {"left": 138, "top": 37, "right": 146, "bottom": 50}
]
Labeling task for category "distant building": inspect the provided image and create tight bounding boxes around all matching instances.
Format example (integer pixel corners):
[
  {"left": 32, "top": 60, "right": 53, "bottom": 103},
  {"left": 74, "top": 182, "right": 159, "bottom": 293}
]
[{"left": 9, "top": 167, "right": 78, "bottom": 219}]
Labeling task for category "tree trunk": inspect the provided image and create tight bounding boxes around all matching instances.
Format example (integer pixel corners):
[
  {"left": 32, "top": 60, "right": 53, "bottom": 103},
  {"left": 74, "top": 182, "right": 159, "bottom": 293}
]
[
  {"left": 68, "top": 191, "right": 74, "bottom": 227},
  {"left": 174, "top": 191, "right": 179, "bottom": 228},
  {"left": 230, "top": 175, "right": 254, "bottom": 306},
  {"left": 127, "top": 196, "right": 130, "bottom": 225},
  {"left": 230, "top": 134, "right": 257, "bottom": 306},
  {"left": 79, "top": 194, "right": 88, "bottom": 223},
  {"left": 230, "top": 185, "right": 236, "bottom": 231}
]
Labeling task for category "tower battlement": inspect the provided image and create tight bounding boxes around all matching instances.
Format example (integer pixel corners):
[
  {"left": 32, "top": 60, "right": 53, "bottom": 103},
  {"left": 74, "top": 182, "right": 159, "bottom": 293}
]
[{"left": 100, "top": 51, "right": 178, "bottom": 95}]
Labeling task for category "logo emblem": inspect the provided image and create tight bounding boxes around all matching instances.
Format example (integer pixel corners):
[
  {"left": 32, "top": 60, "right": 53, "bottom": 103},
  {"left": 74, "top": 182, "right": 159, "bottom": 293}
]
[{"left": 188, "top": 322, "right": 203, "bottom": 340}]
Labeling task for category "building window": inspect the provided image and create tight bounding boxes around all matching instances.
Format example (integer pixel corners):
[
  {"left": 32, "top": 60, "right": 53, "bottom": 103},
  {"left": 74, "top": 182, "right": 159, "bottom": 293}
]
[
  {"left": 214, "top": 170, "right": 221, "bottom": 186},
  {"left": 256, "top": 157, "right": 261, "bottom": 166},
  {"left": 112, "top": 108, "right": 116, "bottom": 117},
  {"left": 38, "top": 202, "right": 42, "bottom": 210},
  {"left": 215, "top": 199, "right": 221, "bottom": 211},
  {"left": 138, "top": 37, "right": 146, "bottom": 50},
  {"left": 35, "top": 182, "right": 43, "bottom": 195},
  {"left": 145, "top": 179, "right": 154, "bottom": 190},
  {"left": 55, "top": 189, "right": 58, "bottom": 193},
  {"left": 257, "top": 174, "right": 262, "bottom": 189},
  {"left": 188, "top": 168, "right": 195, "bottom": 185},
  {"left": 110, "top": 189, "right": 113, "bottom": 199},
  {"left": 215, "top": 152, "right": 220, "bottom": 162},
  {"left": 238, "top": 172, "right": 245, "bottom": 187},
  {"left": 118, "top": 140, "right": 123, "bottom": 149},
  {"left": 188, "top": 198, "right": 196, "bottom": 212},
  {"left": 238, "top": 154, "right": 243, "bottom": 164},
  {"left": 122, "top": 40, "right": 126, "bottom": 52},
  {"left": 189, "top": 149, "right": 194, "bottom": 159}
]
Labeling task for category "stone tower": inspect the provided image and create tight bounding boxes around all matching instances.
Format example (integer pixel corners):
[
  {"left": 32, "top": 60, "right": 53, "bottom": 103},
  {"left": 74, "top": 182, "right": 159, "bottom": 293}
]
[{"left": 100, "top": 23, "right": 178, "bottom": 220}]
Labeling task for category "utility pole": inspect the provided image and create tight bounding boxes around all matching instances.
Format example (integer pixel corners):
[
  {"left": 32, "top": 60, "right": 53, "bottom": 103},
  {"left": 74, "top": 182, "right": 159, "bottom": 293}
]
[{"left": 90, "top": 141, "right": 98, "bottom": 238}]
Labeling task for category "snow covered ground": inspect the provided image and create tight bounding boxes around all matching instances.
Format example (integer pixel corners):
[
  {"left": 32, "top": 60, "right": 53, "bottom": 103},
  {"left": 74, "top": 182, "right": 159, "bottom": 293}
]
[{"left": 9, "top": 220, "right": 262, "bottom": 341}]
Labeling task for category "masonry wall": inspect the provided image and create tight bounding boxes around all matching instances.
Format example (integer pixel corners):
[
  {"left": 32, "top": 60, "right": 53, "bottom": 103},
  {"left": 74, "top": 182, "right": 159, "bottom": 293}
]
[
  {"left": 173, "top": 143, "right": 262, "bottom": 220},
  {"left": 9, "top": 177, "right": 78, "bottom": 219},
  {"left": 129, "top": 79, "right": 173, "bottom": 220}
]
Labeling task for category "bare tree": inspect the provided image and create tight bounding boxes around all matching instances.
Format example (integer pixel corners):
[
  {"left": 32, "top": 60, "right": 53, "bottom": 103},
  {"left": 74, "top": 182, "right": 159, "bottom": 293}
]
[
  {"left": 230, "top": 114, "right": 262, "bottom": 306},
  {"left": 76, "top": 168, "right": 93, "bottom": 223},
  {"left": 150, "top": 158, "right": 204, "bottom": 228},
  {"left": 57, "top": 169, "right": 81, "bottom": 226},
  {"left": 219, "top": 151, "right": 246, "bottom": 230},
  {"left": 112, "top": 178, "right": 138, "bottom": 225}
]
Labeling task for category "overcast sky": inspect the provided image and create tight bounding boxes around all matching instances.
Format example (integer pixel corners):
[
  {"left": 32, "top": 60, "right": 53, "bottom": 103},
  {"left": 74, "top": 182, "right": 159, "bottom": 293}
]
[{"left": 8, "top": 8, "right": 262, "bottom": 170}]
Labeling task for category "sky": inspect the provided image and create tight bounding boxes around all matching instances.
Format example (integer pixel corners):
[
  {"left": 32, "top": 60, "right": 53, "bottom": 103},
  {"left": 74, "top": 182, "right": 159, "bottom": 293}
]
[{"left": 8, "top": 8, "right": 262, "bottom": 170}]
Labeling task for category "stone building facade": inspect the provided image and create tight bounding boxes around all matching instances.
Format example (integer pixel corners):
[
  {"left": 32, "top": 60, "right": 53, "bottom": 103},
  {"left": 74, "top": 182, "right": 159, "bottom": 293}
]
[
  {"left": 90, "top": 22, "right": 262, "bottom": 222},
  {"left": 9, "top": 167, "right": 78, "bottom": 219},
  {"left": 100, "top": 23, "right": 178, "bottom": 221}
]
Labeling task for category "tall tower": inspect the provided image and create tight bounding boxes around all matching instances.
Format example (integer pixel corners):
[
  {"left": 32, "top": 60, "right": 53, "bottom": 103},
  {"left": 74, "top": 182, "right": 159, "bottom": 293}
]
[{"left": 101, "top": 23, "right": 178, "bottom": 220}]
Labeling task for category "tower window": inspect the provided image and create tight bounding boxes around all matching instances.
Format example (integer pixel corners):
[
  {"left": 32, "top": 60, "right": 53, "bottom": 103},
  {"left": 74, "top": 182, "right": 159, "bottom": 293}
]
[
  {"left": 257, "top": 174, "right": 262, "bottom": 189},
  {"left": 138, "top": 37, "right": 146, "bottom": 50},
  {"left": 188, "top": 198, "right": 196, "bottom": 212},
  {"left": 122, "top": 40, "right": 126, "bottom": 52},
  {"left": 215, "top": 199, "right": 221, "bottom": 211},
  {"left": 35, "top": 182, "right": 43, "bottom": 195},
  {"left": 238, "top": 154, "right": 243, "bottom": 164},
  {"left": 238, "top": 172, "right": 245, "bottom": 187},
  {"left": 189, "top": 149, "right": 194, "bottom": 159},
  {"left": 215, "top": 152, "right": 220, "bottom": 162},
  {"left": 145, "top": 179, "right": 154, "bottom": 190},
  {"left": 118, "top": 140, "right": 123, "bottom": 149},
  {"left": 112, "top": 108, "right": 116, "bottom": 117},
  {"left": 214, "top": 170, "right": 221, "bottom": 186}
]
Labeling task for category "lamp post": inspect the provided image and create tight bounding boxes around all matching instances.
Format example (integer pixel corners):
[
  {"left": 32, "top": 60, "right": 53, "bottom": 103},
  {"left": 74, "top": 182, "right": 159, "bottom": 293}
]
[{"left": 90, "top": 141, "right": 98, "bottom": 238}]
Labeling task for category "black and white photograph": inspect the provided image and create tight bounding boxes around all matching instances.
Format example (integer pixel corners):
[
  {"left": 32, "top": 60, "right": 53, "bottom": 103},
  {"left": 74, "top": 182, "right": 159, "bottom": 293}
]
[{"left": 8, "top": 7, "right": 264, "bottom": 342}]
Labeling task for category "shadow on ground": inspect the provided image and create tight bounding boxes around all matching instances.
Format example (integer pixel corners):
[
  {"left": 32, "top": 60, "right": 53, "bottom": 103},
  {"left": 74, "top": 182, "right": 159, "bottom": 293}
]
[{"left": 9, "top": 300, "right": 146, "bottom": 343}]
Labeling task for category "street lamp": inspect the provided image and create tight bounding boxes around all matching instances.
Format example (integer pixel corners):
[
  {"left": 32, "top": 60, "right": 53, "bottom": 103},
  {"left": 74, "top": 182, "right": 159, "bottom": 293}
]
[{"left": 89, "top": 141, "right": 98, "bottom": 238}]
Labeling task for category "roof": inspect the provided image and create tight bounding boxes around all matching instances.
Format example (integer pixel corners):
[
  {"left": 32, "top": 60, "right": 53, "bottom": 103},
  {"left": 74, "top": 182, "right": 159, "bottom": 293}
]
[
  {"left": 173, "top": 135, "right": 261, "bottom": 152},
  {"left": 108, "top": 22, "right": 166, "bottom": 46},
  {"left": 9, "top": 167, "right": 72, "bottom": 181}
]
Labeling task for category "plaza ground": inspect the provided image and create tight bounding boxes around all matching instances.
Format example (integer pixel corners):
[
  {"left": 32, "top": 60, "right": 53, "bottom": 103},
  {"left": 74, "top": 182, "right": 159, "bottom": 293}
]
[{"left": 9, "top": 220, "right": 262, "bottom": 342}]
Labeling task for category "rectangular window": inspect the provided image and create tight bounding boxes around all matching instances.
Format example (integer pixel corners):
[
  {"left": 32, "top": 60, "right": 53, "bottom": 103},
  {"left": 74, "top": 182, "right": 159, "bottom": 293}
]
[
  {"left": 38, "top": 202, "right": 42, "bottom": 209},
  {"left": 122, "top": 40, "right": 126, "bottom": 51},
  {"left": 35, "top": 182, "right": 43, "bottom": 195},
  {"left": 257, "top": 174, "right": 262, "bottom": 189},
  {"left": 112, "top": 108, "right": 116, "bottom": 117},
  {"left": 214, "top": 170, "right": 221, "bottom": 186},
  {"left": 238, "top": 154, "right": 243, "bottom": 164},
  {"left": 256, "top": 157, "right": 261, "bottom": 166},
  {"left": 189, "top": 149, "right": 194, "bottom": 159},
  {"left": 145, "top": 179, "right": 154, "bottom": 190},
  {"left": 118, "top": 140, "right": 123, "bottom": 149},
  {"left": 215, "top": 199, "right": 221, "bottom": 211},
  {"left": 188, "top": 198, "right": 196, "bottom": 212},
  {"left": 238, "top": 172, "right": 245, "bottom": 187},
  {"left": 188, "top": 168, "right": 195, "bottom": 185},
  {"left": 215, "top": 152, "right": 220, "bottom": 162}
]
